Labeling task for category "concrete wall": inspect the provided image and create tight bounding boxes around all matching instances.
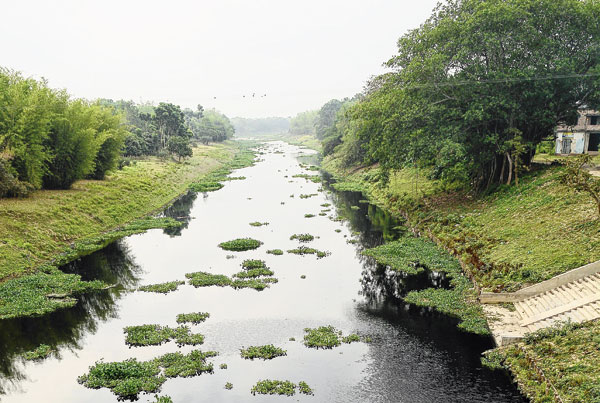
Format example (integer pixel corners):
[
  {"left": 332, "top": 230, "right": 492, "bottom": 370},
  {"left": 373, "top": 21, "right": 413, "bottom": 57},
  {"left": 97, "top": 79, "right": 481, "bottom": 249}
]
[{"left": 555, "top": 131, "right": 587, "bottom": 154}]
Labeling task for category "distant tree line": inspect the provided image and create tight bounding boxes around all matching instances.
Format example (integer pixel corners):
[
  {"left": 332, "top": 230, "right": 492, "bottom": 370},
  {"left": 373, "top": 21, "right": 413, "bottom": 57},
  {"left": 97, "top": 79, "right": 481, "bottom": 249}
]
[
  {"left": 0, "top": 68, "right": 235, "bottom": 197},
  {"left": 100, "top": 100, "right": 235, "bottom": 158},
  {"left": 320, "top": 0, "right": 600, "bottom": 190},
  {"left": 230, "top": 117, "right": 290, "bottom": 137}
]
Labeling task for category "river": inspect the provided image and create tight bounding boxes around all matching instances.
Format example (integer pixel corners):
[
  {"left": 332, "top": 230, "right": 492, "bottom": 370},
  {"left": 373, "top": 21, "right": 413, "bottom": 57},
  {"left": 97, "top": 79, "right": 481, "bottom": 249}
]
[{"left": 0, "top": 141, "right": 525, "bottom": 402}]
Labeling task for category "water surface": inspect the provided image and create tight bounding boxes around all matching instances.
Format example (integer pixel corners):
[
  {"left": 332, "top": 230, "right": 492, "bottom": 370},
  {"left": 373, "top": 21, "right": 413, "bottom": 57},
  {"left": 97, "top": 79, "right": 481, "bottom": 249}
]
[{"left": 0, "top": 142, "right": 525, "bottom": 402}]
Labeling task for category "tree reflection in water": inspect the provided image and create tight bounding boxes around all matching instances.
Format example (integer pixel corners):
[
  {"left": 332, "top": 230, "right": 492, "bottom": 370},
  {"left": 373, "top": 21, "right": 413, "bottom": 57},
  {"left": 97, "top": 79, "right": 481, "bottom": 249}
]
[{"left": 0, "top": 241, "right": 141, "bottom": 395}]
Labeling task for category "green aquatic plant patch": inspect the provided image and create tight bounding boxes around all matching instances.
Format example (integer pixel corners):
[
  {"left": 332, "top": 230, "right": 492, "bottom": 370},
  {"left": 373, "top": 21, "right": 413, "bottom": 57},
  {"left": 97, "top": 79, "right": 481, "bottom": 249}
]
[
  {"left": 124, "top": 324, "right": 175, "bottom": 347},
  {"left": 249, "top": 221, "right": 269, "bottom": 227},
  {"left": 78, "top": 358, "right": 163, "bottom": 398},
  {"left": 218, "top": 238, "right": 263, "bottom": 251},
  {"left": 78, "top": 350, "right": 217, "bottom": 399},
  {"left": 124, "top": 324, "right": 205, "bottom": 347},
  {"left": 251, "top": 380, "right": 297, "bottom": 396},
  {"left": 189, "top": 181, "right": 223, "bottom": 192},
  {"left": 186, "top": 270, "right": 276, "bottom": 291},
  {"left": 299, "top": 193, "right": 318, "bottom": 199},
  {"left": 0, "top": 272, "right": 106, "bottom": 320},
  {"left": 298, "top": 381, "right": 313, "bottom": 395},
  {"left": 186, "top": 272, "right": 232, "bottom": 287},
  {"left": 233, "top": 268, "right": 274, "bottom": 279},
  {"left": 292, "top": 174, "right": 321, "bottom": 183},
  {"left": 303, "top": 326, "right": 361, "bottom": 349},
  {"left": 289, "top": 233, "right": 315, "bottom": 242},
  {"left": 320, "top": 203, "right": 331, "bottom": 207},
  {"left": 304, "top": 214, "right": 315, "bottom": 218},
  {"left": 23, "top": 344, "right": 54, "bottom": 361},
  {"left": 240, "top": 344, "right": 287, "bottom": 360},
  {"left": 287, "top": 246, "right": 330, "bottom": 258},
  {"left": 266, "top": 249, "right": 283, "bottom": 255},
  {"left": 153, "top": 395, "right": 173, "bottom": 403},
  {"left": 138, "top": 281, "right": 185, "bottom": 294},
  {"left": 176, "top": 312, "right": 210, "bottom": 324},
  {"left": 225, "top": 382, "right": 233, "bottom": 390},
  {"left": 241, "top": 259, "right": 267, "bottom": 269},
  {"left": 362, "top": 237, "right": 460, "bottom": 275},
  {"left": 231, "top": 278, "right": 275, "bottom": 290}
]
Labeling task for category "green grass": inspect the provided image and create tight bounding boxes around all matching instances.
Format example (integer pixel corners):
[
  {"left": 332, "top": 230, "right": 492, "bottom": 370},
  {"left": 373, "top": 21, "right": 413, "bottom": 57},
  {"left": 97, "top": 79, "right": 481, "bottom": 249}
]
[
  {"left": 240, "top": 344, "right": 287, "bottom": 360},
  {"left": 23, "top": 344, "right": 54, "bottom": 361},
  {"left": 494, "top": 321, "right": 600, "bottom": 403},
  {"left": 251, "top": 379, "right": 313, "bottom": 396},
  {"left": 266, "top": 249, "right": 284, "bottom": 255},
  {"left": 78, "top": 350, "right": 217, "bottom": 399},
  {"left": 138, "top": 280, "right": 185, "bottom": 294},
  {"left": 287, "top": 246, "right": 330, "bottom": 258},
  {"left": 124, "top": 324, "right": 204, "bottom": 347},
  {"left": 218, "top": 238, "right": 263, "bottom": 252},
  {"left": 176, "top": 312, "right": 210, "bottom": 324},
  {"left": 289, "top": 233, "right": 315, "bottom": 242},
  {"left": 303, "top": 326, "right": 361, "bottom": 349},
  {"left": 0, "top": 141, "right": 254, "bottom": 319}
]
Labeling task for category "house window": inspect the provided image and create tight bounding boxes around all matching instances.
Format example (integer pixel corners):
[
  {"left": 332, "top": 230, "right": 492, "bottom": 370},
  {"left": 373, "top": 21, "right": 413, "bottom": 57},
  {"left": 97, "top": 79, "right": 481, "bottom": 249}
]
[{"left": 590, "top": 116, "right": 599, "bottom": 125}]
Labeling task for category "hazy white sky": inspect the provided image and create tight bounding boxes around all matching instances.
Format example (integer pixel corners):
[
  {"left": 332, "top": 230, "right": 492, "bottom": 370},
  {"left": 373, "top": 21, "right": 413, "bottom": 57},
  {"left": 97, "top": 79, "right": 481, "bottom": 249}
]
[{"left": 2, "top": 0, "right": 439, "bottom": 118}]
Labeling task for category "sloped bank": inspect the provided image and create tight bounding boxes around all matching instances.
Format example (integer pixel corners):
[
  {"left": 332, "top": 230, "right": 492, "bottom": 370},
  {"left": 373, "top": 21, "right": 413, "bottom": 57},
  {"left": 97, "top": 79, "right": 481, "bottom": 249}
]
[
  {"left": 322, "top": 155, "right": 600, "bottom": 402},
  {"left": 0, "top": 141, "right": 256, "bottom": 320}
]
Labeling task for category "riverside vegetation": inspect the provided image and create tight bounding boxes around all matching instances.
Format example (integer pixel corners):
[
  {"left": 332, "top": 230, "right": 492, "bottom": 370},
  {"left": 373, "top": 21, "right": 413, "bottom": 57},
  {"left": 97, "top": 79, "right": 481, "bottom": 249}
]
[{"left": 0, "top": 140, "right": 256, "bottom": 319}]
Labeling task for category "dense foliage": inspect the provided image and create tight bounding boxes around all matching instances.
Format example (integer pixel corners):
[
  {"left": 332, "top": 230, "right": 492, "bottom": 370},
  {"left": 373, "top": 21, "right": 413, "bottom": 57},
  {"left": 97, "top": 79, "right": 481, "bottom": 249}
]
[
  {"left": 0, "top": 69, "right": 127, "bottom": 194},
  {"left": 325, "top": 0, "right": 600, "bottom": 190},
  {"left": 0, "top": 68, "right": 237, "bottom": 197}
]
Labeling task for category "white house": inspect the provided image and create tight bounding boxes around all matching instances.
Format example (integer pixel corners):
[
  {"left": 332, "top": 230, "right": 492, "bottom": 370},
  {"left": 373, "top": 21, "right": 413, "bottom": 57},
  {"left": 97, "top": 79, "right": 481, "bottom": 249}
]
[{"left": 555, "top": 110, "right": 600, "bottom": 155}]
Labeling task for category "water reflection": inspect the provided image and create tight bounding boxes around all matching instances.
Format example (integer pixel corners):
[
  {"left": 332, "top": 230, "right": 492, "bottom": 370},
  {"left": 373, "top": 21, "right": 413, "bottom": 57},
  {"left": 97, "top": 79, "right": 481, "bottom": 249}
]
[
  {"left": 0, "top": 241, "right": 141, "bottom": 395},
  {"left": 161, "top": 190, "right": 197, "bottom": 236}
]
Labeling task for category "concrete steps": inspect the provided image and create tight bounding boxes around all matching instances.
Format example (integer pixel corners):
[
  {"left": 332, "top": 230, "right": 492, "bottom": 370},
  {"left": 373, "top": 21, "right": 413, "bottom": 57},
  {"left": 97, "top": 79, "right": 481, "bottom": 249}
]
[{"left": 514, "top": 274, "right": 600, "bottom": 333}]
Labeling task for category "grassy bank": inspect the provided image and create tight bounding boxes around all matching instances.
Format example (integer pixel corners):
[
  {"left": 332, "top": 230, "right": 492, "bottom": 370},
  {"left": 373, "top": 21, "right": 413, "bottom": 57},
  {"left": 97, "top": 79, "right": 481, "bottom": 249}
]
[
  {"left": 492, "top": 320, "right": 600, "bottom": 402},
  {"left": 0, "top": 141, "right": 255, "bottom": 319},
  {"left": 323, "top": 155, "right": 600, "bottom": 292},
  {"left": 323, "top": 153, "right": 600, "bottom": 402}
]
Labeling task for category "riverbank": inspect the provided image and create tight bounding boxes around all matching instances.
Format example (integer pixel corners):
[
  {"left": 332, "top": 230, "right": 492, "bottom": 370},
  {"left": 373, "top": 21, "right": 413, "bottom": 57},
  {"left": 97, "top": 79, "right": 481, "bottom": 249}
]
[
  {"left": 0, "top": 141, "right": 255, "bottom": 319},
  {"left": 322, "top": 154, "right": 600, "bottom": 402}
]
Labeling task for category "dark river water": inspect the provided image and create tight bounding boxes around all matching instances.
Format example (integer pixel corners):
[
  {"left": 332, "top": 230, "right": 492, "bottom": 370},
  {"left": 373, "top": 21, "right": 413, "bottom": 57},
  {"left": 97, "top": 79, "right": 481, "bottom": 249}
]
[{"left": 0, "top": 142, "right": 526, "bottom": 402}]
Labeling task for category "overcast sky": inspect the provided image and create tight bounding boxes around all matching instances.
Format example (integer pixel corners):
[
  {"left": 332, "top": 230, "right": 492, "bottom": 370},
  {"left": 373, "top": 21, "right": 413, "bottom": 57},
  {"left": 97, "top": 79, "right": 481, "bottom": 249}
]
[{"left": 2, "top": 0, "right": 439, "bottom": 118}]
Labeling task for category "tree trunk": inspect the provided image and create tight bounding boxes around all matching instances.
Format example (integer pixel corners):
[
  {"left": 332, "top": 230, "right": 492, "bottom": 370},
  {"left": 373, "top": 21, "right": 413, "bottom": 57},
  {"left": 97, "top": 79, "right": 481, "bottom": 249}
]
[
  {"left": 514, "top": 152, "right": 519, "bottom": 186},
  {"left": 506, "top": 152, "right": 513, "bottom": 185},
  {"left": 499, "top": 153, "right": 506, "bottom": 183}
]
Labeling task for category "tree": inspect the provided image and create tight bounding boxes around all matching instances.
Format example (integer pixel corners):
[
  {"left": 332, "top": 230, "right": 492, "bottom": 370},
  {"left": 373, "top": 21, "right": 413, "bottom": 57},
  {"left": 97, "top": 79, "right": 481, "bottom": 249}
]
[
  {"left": 167, "top": 136, "right": 193, "bottom": 161},
  {"left": 561, "top": 154, "right": 600, "bottom": 217},
  {"left": 289, "top": 110, "right": 318, "bottom": 135},
  {"left": 315, "top": 99, "right": 343, "bottom": 140},
  {"left": 334, "top": 0, "right": 600, "bottom": 190},
  {"left": 153, "top": 102, "right": 190, "bottom": 149}
]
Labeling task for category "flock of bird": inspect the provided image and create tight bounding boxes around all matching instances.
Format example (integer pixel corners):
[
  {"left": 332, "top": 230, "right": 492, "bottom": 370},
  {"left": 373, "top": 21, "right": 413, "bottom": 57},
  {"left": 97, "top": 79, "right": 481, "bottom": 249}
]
[{"left": 213, "top": 93, "right": 267, "bottom": 100}]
